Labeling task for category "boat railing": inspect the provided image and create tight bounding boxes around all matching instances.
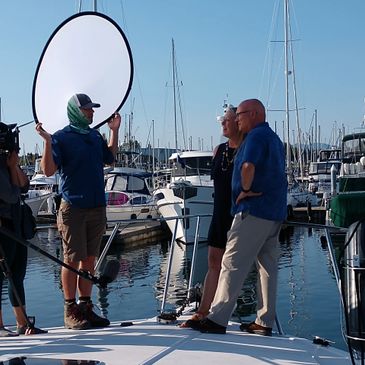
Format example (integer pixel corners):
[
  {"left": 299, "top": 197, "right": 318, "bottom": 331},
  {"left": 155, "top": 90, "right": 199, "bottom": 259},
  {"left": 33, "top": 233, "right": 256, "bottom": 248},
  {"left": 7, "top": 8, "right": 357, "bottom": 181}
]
[
  {"left": 107, "top": 216, "right": 363, "bottom": 351},
  {"left": 106, "top": 213, "right": 212, "bottom": 315},
  {"left": 106, "top": 213, "right": 213, "bottom": 227},
  {"left": 284, "top": 220, "right": 365, "bottom": 363}
]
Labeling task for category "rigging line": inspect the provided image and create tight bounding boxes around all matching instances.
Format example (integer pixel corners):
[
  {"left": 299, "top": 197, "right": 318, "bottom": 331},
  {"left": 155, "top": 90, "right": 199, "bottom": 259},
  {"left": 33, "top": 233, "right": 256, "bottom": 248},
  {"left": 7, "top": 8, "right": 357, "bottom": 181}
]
[
  {"left": 117, "top": 0, "right": 150, "bottom": 131},
  {"left": 177, "top": 82, "right": 187, "bottom": 150},
  {"left": 174, "top": 55, "right": 187, "bottom": 151},
  {"left": 272, "top": 12, "right": 285, "bottom": 114},
  {"left": 118, "top": 0, "right": 129, "bottom": 36},
  {"left": 145, "top": 120, "right": 153, "bottom": 149},
  {"left": 265, "top": 1, "right": 285, "bottom": 122},
  {"left": 162, "top": 52, "right": 173, "bottom": 150},
  {"left": 259, "top": 0, "right": 280, "bottom": 107}
]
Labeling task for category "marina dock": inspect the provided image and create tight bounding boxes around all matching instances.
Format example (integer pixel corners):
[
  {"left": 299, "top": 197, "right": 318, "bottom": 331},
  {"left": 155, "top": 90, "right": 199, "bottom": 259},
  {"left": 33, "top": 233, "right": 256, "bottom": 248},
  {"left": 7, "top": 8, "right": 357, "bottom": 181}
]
[
  {"left": 103, "top": 221, "right": 170, "bottom": 247},
  {"left": 36, "top": 214, "right": 170, "bottom": 248},
  {"left": 290, "top": 206, "right": 326, "bottom": 224}
]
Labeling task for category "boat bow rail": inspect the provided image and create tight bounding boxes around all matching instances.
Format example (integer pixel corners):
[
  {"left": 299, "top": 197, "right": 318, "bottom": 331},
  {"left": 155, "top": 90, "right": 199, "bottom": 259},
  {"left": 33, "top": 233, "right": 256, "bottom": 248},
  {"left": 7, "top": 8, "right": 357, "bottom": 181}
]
[{"left": 0, "top": 218, "right": 361, "bottom": 365}]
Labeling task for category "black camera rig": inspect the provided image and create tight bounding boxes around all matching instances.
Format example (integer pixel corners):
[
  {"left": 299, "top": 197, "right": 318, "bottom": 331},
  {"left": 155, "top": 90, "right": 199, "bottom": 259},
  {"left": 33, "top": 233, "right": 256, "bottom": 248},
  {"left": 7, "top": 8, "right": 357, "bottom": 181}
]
[{"left": 0, "top": 122, "right": 19, "bottom": 154}]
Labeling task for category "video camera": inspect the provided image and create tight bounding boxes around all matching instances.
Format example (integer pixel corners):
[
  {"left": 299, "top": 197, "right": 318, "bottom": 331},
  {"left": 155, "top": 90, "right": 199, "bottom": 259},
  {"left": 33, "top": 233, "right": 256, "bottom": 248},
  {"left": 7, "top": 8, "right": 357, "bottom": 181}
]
[{"left": 0, "top": 122, "right": 19, "bottom": 154}]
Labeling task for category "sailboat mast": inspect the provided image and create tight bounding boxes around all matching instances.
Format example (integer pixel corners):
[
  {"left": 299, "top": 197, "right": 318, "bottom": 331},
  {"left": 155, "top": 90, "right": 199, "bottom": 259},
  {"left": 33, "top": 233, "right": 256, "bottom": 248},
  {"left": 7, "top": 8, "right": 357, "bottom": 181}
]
[
  {"left": 288, "top": 6, "right": 304, "bottom": 180},
  {"left": 152, "top": 119, "right": 155, "bottom": 175},
  {"left": 284, "top": 0, "right": 291, "bottom": 177},
  {"left": 172, "top": 39, "right": 178, "bottom": 152}
]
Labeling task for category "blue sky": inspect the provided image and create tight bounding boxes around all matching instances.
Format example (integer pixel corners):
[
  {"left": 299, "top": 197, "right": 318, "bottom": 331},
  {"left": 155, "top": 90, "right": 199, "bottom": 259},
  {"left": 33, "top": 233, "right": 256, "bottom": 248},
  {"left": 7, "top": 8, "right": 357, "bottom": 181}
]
[{"left": 1, "top": 0, "right": 365, "bottom": 155}]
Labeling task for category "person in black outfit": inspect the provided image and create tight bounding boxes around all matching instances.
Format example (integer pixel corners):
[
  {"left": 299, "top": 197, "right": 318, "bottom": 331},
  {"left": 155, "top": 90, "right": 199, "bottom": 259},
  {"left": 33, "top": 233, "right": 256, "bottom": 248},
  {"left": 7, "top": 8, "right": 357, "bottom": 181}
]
[
  {"left": 0, "top": 137, "right": 46, "bottom": 336},
  {"left": 181, "top": 105, "right": 244, "bottom": 327}
]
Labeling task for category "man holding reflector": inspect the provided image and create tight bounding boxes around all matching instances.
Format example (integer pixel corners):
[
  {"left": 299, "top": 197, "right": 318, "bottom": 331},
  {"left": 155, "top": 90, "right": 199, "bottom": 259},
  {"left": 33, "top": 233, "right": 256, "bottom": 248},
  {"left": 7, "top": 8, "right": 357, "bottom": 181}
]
[{"left": 36, "top": 93, "right": 121, "bottom": 330}]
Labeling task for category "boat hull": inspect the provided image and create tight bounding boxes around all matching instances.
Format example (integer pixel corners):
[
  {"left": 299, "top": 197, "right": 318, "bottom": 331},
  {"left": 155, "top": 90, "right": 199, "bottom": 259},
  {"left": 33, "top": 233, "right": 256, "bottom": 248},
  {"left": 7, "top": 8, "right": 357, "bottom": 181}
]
[{"left": 154, "top": 184, "right": 213, "bottom": 244}]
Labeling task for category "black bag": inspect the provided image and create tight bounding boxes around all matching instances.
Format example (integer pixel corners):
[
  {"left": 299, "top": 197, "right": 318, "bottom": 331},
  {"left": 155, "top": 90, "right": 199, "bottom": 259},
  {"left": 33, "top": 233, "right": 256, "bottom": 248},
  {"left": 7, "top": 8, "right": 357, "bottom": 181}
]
[{"left": 21, "top": 200, "right": 37, "bottom": 239}]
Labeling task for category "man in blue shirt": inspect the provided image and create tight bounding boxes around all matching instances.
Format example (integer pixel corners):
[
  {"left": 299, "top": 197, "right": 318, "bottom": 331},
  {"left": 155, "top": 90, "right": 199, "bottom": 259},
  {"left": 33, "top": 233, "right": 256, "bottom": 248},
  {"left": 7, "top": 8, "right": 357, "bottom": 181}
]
[
  {"left": 36, "top": 93, "right": 120, "bottom": 330},
  {"left": 191, "top": 98, "right": 287, "bottom": 335}
]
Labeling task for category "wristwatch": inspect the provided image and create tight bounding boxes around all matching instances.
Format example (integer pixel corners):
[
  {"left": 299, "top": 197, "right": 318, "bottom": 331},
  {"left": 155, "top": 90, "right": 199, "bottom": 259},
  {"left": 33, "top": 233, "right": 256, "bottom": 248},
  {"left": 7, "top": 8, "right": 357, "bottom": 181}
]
[{"left": 242, "top": 188, "right": 250, "bottom": 193}]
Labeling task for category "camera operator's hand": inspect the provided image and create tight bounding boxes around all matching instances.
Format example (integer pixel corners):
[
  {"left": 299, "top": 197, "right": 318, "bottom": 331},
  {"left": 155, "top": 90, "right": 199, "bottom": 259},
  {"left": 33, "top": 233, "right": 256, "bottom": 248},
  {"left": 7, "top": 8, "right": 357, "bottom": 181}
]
[
  {"left": 35, "top": 122, "right": 52, "bottom": 142},
  {"left": 6, "top": 150, "right": 19, "bottom": 169},
  {"left": 6, "top": 151, "right": 29, "bottom": 188}
]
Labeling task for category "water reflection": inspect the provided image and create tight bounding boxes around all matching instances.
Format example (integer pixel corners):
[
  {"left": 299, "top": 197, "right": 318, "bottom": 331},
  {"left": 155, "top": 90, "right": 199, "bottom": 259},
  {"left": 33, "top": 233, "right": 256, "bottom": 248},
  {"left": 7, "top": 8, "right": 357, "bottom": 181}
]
[{"left": 1, "top": 225, "right": 346, "bottom": 350}]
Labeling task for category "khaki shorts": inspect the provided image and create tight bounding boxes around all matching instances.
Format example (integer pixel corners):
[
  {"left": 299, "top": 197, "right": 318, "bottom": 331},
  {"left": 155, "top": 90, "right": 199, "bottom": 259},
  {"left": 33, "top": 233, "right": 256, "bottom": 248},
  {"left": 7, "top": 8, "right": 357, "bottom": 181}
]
[{"left": 57, "top": 200, "right": 107, "bottom": 262}]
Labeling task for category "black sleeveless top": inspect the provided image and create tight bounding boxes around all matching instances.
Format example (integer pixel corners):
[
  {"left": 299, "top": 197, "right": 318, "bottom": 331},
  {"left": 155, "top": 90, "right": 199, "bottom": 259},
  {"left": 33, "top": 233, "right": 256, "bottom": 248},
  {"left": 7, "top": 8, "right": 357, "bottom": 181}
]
[{"left": 207, "top": 142, "right": 235, "bottom": 248}]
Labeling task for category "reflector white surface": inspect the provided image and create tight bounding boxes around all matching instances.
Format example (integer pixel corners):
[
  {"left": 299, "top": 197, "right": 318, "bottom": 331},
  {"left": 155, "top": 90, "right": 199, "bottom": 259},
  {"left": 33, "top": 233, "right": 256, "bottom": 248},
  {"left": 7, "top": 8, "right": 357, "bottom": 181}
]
[{"left": 32, "top": 12, "right": 133, "bottom": 134}]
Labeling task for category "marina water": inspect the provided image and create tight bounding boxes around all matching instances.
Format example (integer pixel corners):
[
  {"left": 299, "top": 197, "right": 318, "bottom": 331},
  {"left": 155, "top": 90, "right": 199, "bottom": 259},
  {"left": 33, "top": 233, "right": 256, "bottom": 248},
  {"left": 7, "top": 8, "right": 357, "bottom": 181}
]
[{"left": 1, "top": 225, "right": 346, "bottom": 351}]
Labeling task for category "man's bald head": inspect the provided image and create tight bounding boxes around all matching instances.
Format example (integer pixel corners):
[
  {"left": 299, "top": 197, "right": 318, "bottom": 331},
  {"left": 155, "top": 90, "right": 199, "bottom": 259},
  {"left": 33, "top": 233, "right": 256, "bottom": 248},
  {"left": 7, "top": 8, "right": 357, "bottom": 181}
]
[{"left": 236, "top": 99, "right": 266, "bottom": 134}]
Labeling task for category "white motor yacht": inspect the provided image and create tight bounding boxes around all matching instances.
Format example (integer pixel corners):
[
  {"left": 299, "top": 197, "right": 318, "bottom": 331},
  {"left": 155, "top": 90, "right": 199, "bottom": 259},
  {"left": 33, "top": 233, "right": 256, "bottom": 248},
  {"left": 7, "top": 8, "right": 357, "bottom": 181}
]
[{"left": 153, "top": 151, "right": 214, "bottom": 244}]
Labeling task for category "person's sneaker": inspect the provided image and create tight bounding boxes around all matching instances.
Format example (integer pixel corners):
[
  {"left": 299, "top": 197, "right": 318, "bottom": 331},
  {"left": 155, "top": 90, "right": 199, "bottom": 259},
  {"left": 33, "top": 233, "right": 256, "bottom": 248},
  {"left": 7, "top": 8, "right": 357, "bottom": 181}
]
[
  {"left": 79, "top": 301, "right": 110, "bottom": 328},
  {"left": 64, "top": 302, "right": 91, "bottom": 330},
  {"left": 190, "top": 318, "right": 226, "bottom": 334},
  {"left": 240, "top": 321, "right": 272, "bottom": 336}
]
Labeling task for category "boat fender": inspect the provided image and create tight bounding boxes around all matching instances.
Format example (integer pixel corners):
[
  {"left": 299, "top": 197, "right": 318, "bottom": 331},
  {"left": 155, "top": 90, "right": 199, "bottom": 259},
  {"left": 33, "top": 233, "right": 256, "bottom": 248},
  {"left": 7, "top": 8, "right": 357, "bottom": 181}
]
[
  {"left": 344, "top": 220, "right": 365, "bottom": 352},
  {"left": 360, "top": 156, "right": 365, "bottom": 167}
]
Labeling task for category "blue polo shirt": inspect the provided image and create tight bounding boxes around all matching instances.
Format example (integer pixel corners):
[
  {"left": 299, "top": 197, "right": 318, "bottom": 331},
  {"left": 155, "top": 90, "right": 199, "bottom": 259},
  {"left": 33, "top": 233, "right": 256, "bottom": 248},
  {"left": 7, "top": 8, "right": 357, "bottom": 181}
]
[
  {"left": 52, "top": 126, "right": 114, "bottom": 208},
  {"left": 231, "top": 122, "right": 287, "bottom": 221}
]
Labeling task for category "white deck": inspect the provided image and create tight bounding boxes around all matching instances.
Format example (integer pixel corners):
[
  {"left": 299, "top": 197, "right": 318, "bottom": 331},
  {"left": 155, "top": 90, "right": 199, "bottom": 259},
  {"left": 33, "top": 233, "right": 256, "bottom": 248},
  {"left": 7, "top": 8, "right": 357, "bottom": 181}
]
[{"left": 0, "top": 313, "right": 351, "bottom": 365}]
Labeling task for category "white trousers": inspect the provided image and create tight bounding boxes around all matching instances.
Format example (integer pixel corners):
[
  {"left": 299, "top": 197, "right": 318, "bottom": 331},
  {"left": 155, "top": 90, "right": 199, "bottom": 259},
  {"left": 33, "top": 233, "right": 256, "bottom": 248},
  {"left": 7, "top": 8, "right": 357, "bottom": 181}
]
[{"left": 208, "top": 212, "right": 282, "bottom": 328}]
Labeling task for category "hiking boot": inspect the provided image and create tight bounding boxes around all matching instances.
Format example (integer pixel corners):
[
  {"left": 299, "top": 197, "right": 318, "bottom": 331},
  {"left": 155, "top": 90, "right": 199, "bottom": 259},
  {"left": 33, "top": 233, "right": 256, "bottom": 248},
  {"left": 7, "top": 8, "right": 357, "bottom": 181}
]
[
  {"left": 79, "top": 301, "right": 110, "bottom": 328},
  {"left": 64, "top": 302, "right": 91, "bottom": 330},
  {"left": 240, "top": 321, "right": 272, "bottom": 336}
]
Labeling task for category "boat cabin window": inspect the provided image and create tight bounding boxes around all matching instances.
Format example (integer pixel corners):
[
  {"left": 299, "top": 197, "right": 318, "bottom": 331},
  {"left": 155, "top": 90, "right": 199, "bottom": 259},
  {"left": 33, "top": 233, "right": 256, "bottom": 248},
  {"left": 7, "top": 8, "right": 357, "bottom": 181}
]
[
  {"left": 343, "top": 135, "right": 365, "bottom": 162},
  {"left": 318, "top": 149, "right": 341, "bottom": 161},
  {"left": 127, "top": 175, "right": 146, "bottom": 192},
  {"left": 172, "top": 156, "right": 212, "bottom": 177},
  {"left": 105, "top": 174, "right": 149, "bottom": 194},
  {"left": 105, "top": 175, "right": 127, "bottom": 192},
  {"left": 309, "top": 161, "right": 341, "bottom": 174}
]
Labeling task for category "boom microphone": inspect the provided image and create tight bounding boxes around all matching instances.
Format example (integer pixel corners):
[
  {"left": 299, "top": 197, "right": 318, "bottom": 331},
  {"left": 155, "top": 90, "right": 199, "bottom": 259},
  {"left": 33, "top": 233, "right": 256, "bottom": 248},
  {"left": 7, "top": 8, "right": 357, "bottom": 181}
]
[
  {"left": 97, "top": 259, "right": 120, "bottom": 288},
  {"left": 0, "top": 227, "right": 119, "bottom": 289}
]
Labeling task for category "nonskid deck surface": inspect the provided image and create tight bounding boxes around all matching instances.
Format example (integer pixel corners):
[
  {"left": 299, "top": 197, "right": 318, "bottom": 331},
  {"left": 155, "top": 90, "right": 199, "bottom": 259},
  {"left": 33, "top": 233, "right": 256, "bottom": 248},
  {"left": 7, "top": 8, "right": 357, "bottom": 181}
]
[{"left": 0, "top": 315, "right": 351, "bottom": 365}]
